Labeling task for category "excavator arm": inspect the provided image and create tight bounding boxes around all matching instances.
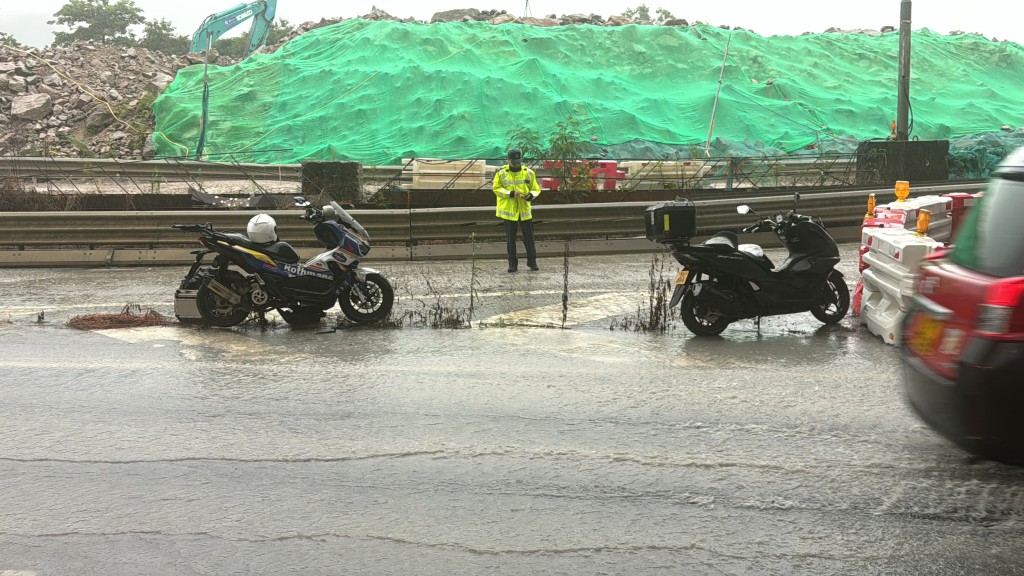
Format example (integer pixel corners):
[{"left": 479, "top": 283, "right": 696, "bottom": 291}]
[{"left": 190, "top": 0, "right": 277, "bottom": 57}]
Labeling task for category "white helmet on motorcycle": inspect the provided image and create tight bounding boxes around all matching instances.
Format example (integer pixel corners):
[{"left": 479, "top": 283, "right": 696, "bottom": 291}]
[{"left": 247, "top": 213, "right": 278, "bottom": 244}]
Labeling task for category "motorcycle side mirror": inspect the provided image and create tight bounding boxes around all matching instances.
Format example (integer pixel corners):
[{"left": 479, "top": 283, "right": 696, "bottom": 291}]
[
  {"left": 793, "top": 192, "right": 801, "bottom": 211},
  {"left": 737, "top": 205, "right": 751, "bottom": 215},
  {"left": 294, "top": 196, "right": 311, "bottom": 208}
]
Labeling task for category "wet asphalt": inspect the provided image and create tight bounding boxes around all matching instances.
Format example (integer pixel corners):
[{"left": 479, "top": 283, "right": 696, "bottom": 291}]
[{"left": 1, "top": 245, "right": 1023, "bottom": 575}]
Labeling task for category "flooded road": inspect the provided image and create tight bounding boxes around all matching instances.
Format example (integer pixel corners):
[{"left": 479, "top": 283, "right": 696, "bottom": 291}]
[{"left": 2, "top": 246, "right": 1023, "bottom": 575}]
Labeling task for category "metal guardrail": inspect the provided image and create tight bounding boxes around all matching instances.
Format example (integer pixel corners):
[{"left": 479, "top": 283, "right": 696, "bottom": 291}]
[
  {"left": 0, "top": 156, "right": 305, "bottom": 182},
  {"left": 2, "top": 156, "right": 978, "bottom": 194},
  {"left": 0, "top": 188, "right": 910, "bottom": 249},
  {"left": 0, "top": 156, "right": 495, "bottom": 185}
]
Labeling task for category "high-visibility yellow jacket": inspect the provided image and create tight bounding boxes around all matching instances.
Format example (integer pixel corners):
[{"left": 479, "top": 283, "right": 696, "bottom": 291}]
[{"left": 492, "top": 164, "right": 542, "bottom": 221}]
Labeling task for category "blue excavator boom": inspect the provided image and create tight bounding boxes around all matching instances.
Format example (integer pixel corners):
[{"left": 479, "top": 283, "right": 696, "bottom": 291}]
[{"left": 190, "top": 0, "right": 277, "bottom": 58}]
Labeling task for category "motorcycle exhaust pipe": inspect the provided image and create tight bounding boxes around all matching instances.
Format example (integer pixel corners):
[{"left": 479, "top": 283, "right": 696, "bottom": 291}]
[{"left": 206, "top": 279, "right": 242, "bottom": 304}]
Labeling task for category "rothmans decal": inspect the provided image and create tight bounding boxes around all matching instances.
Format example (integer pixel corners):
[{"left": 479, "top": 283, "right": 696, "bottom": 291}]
[{"left": 281, "top": 263, "right": 332, "bottom": 279}]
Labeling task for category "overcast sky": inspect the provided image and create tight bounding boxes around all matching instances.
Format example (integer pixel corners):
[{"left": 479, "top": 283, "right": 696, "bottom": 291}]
[{"left": 3, "top": 0, "right": 1023, "bottom": 48}]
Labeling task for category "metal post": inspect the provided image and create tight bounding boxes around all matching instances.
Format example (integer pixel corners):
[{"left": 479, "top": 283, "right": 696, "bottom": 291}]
[
  {"left": 705, "top": 33, "right": 732, "bottom": 157},
  {"left": 195, "top": 36, "right": 212, "bottom": 160},
  {"left": 896, "top": 0, "right": 912, "bottom": 141}
]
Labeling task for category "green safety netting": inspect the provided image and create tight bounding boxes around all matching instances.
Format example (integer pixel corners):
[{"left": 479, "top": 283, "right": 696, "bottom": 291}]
[{"left": 151, "top": 19, "right": 1024, "bottom": 167}]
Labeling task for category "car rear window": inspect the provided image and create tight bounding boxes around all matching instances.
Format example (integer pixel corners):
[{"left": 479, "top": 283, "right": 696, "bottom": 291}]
[{"left": 950, "top": 178, "right": 1024, "bottom": 277}]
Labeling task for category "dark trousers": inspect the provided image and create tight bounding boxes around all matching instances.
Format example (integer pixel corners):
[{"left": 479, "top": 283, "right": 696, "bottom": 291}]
[{"left": 504, "top": 218, "right": 536, "bottom": 268}]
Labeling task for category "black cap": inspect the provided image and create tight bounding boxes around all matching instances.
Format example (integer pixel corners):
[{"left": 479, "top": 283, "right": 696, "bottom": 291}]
[{"left": 507, "top": 148, "right": 523, "bottom": 160}]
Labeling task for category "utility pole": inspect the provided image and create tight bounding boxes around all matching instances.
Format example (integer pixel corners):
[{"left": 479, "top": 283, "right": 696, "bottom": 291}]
[{"left": 896, "top": 0, "right": 912, "bottom": 141}]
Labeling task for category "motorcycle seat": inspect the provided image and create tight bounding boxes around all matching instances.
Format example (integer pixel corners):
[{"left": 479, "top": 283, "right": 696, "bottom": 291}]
[
  {"left": 703, "top": 231, "right": 738, "bottom": 250},
  {"left": 261, "top": 241, "right": 301, "bottom": 264},
  {"left": 224, "top": 232, "right": 302, "bottom": 264}
]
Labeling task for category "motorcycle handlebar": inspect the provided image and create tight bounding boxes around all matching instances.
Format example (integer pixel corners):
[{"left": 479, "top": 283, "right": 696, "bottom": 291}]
[
  {"left": 737, "top": 205, "right": 818, "bottom": 235},
  {"left": 295, "top": 201, "right": 371, "bottom": 242},
  {"left": 299, "top": 206, "right": 321, "bottom": 222},
  {"left": 742, "top": 217, "right": 777, "bottom": 234}
]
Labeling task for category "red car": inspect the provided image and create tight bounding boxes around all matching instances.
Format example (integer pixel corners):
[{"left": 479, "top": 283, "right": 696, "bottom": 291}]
[{"left": 901, "top": 147, "right": 1024, "bottom": 465}]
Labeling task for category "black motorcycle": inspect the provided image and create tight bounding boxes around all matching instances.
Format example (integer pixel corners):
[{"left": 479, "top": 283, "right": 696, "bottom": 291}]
[
  {"left": 662, "top": 194, "right": 849, "bottom": 336},
  {"left": 173, "top": 197, "right": 394, "bottom": 327}
]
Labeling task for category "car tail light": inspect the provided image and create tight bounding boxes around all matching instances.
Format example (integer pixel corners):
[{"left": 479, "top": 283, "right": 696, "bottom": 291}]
[{"left": 977, "top": 278, "right": 1024, "bottom": 337}]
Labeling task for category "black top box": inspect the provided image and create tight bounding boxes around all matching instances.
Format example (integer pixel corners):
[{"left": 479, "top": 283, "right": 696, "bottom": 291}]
[{"left": 645, "top": 200, "right": 697, "bottom": 243}]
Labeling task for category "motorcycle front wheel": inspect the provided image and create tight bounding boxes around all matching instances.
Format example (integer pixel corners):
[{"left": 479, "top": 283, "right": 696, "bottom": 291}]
[
  {"left": 680, "top": 292, "right": 731, "bottom": 336},
  {"left": 811, "top": 270, "right": 850, "bottom": 324},
  {"left": 196, "top": 270, "right": 251, "bottom": 327},
  {"left": 339, "top": 272, "right": 395, "bottom": 323}
]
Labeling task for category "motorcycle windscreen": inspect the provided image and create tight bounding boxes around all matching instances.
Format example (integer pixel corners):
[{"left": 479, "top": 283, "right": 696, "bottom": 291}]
[{"left": 330, "top": 201, "right": 369, "bottom": 240}]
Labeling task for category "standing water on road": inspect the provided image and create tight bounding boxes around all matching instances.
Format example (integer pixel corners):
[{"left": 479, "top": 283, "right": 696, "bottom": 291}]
[{"left": 1, "top": 249, "right": 1023, "bottom": 575}]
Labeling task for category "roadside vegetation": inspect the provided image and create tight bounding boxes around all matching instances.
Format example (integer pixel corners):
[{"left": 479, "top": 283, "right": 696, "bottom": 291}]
[{"left": 609, "top": 254, "right": 676, "bottom": 332}]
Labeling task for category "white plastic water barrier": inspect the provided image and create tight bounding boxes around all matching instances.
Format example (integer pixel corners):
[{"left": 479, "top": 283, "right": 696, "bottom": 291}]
[
  {"left": 859, "top": 227, "right": 944, "bottom": 345},
  {"left": 876, "top": 195, "right": 953, "bottom": 242}
]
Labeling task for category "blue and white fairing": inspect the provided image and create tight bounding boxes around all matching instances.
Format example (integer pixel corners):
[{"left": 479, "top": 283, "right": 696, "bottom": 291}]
[{"left": 218, "top": 200, "right": 374, "bottom": 281}]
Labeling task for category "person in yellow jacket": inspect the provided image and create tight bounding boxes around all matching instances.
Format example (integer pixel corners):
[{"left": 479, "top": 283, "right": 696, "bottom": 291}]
[{"left": 493, "top": 147, "right": 542, "bottom": 272}]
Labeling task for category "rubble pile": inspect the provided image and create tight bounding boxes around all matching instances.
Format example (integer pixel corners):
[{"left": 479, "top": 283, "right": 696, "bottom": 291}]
[
  {"left": 1, "top": 7, "right": 907, "bottom": 161},
  {"left": 0, "top": 7, "right": 672, "bottom": 161},
  {"left": 0, "top": 41, "right": 191, "bottom": 159},
  {"left": 268, "top": 7, "right": 693, "bottom": 49}
]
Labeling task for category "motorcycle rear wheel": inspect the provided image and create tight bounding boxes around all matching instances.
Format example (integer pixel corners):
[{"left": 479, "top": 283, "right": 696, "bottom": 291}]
[
  {"left": 811, "top": 270, "right": 850, "bottom": 324},
  {"left": 196, "top": 271, "right": 251, "bottom": 327},
  {"left": 680, "top": 292, "right": 731, "bottom": 336},
  {"left": 339, "top": 272, "right": 394, "bottom": 323},
  {"left": 180, "top": 265, "right": 214, "bottom": 290}
]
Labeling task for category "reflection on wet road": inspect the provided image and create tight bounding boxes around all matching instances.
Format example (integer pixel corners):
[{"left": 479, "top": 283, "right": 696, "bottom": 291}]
[{"left": 1, "top": 248, "right": 1023, "bottom": 575}]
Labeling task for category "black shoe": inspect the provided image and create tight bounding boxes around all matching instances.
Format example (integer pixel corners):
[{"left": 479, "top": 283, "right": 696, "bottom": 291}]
[
  {"left": 508, "top": 266, "right": 518, "bottom": 273},
  {"left": 528, "top": 264, "right": 539, "bottom": 271}
]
